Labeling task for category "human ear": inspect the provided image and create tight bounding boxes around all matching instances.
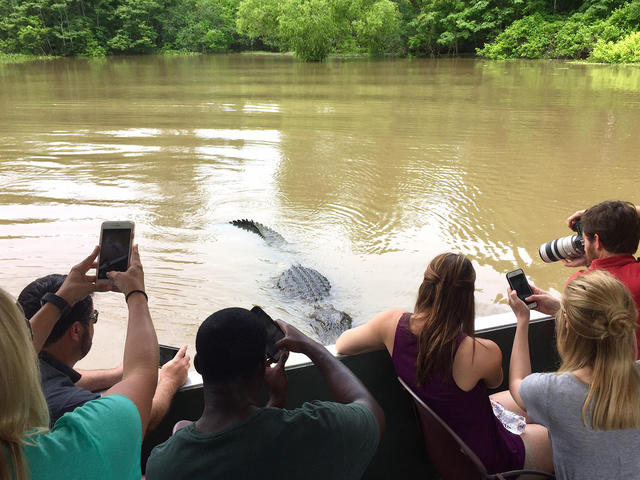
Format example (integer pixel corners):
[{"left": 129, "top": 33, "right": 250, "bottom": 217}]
[
  {"left": 594, "top": 233, "right": 603, "bottom": 251},
  {"left": 69, "top": 321, "right": 84, "bottom": 342}
]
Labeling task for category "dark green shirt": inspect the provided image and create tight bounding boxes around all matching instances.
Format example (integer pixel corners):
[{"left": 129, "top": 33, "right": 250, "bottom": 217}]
[{"left": 146, "top": 401, "right": 379, "bottom": 480}]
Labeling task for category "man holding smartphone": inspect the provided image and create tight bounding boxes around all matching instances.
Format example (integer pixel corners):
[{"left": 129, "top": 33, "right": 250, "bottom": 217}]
[
  {"left": 18, "top": 250, "right": 190, "bottom": 430},
  {"left": 145, "top": 307, "right": 385, "bottom": 480},
  {"left": 528, "top": 201, "right": 640, "bottom": 347}
]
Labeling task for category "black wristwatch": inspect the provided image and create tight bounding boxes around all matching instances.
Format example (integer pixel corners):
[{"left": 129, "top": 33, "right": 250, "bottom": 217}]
[{"left": 41, "top": 292, "right": 71, "bottom": 317}]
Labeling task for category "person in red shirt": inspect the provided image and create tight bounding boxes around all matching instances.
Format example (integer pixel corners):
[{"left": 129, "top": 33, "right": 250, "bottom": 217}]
[{"left": 528, "top": 201, "right": 640, "bottom": 349}]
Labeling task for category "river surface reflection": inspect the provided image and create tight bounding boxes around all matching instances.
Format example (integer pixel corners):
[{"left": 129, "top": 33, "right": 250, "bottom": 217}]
[{"left": 1, "top": 55, "right": 639, "bottom": 367}]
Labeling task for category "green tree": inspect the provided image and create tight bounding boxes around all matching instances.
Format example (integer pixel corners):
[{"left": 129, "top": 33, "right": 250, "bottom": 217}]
[
  {"left": 278, "top": 0, "right": 338, "bottom": 61},
  {"left": 354, "top": 0, "right": 402, "bottom": 54},
  {"left": 108, "top": 0, "right": 160, "bottom": 53},
  {"left": 590, "top": 30, "right": 640, "bottom": 62},
  {"left": 236, "top": 0, "right": 280, "bottom": 48}
]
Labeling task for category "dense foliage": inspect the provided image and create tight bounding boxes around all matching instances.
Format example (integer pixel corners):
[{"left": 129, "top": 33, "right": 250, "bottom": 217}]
[{"left": 1, "top": 0, "right": 639, "bottom": 62}]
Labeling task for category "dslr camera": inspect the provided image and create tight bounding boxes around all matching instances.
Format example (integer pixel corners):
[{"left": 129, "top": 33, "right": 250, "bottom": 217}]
[{"left": 539, "top": 220, "right": 584, "bottom": 263}]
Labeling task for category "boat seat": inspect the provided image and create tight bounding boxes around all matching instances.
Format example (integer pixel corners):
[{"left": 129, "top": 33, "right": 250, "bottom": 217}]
[{"left": 397, "top": 376, "right": 555, "bottom": 480}]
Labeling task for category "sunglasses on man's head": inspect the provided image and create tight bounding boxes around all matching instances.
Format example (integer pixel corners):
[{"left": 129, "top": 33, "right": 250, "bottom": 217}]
[{"left": 88, "top": 310, "right": 99, "bottom": 324}]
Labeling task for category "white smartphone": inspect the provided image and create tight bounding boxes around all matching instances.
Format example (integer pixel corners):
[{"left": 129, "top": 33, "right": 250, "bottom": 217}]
[
  {"left": 506, "top": 268, "right": 538, "bottom": 310},
  {"left": 97, "top": 221, "right": 135, "bottom": 283}
]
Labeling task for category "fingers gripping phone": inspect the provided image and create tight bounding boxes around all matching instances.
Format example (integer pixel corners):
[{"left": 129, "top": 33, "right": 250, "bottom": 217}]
[
  {"left": 251, "top": 306, "right": 285, "bottom": 363},
  {"left": 97, "top": 221, "right": 134, "bottom": 283},
  {"left": 506, "top": 269, "right": 538, "bottom": 310}
]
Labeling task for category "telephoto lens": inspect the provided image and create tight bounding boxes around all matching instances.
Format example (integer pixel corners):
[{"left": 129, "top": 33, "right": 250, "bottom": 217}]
[{"left": 539, "top": 220, "right": 585, "bottom": 263}]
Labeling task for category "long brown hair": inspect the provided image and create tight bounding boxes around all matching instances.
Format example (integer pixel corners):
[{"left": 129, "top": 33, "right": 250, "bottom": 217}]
[
  {"left": 556, "top": 270, "right": 640, "bottom": 430},
  {"left": 414, "top": 253, "right": 476, "bottom": 385}
]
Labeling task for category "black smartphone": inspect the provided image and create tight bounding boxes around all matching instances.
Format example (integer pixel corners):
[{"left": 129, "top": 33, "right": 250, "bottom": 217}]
[
  {"left": 506, "top": 269, "right": 538, "bottom": 309},
  {"left": 159, "top": 344, "right": 179, "bottom": 367},
  {"left": 97, "top": 221, "right": 134, "bottom": 282},
  {"left": 251, "top": 306, "right": 285, "bottom": 363}
]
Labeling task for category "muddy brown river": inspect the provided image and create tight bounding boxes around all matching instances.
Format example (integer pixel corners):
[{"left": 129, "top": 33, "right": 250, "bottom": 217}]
[{"left": 1, "top": 55, "right": 638, "bottom": 368}]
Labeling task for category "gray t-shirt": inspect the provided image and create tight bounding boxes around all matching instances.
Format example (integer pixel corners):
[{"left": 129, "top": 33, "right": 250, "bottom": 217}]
[{"left": 521, "top": 365, "right": 640, "bottom": 480}]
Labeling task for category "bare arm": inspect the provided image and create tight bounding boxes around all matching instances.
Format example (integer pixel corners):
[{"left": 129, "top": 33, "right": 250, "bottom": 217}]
[
  {"left": 507, "top": 288, "right": 532, "bottom": 411},
  {"left": 476, "top": 339, "right": 503, "bottom": 389},
  {"left": 147, "top": 345, "right": 190, "bottom": 432},
  {"left": 76, "top": 365, "right": 123, "bottom": 392},
  {"left": 30, "top": 246, "right": 109, "bottom": 352},
  {"left": 103, "top": 245, "right": 159, "bottom": 435},
  {"left": 335, "top": 309, "right": 403, "bottom": 355},
  {"left": 277, "top": 321, "right": 385, "bottom": 436}
]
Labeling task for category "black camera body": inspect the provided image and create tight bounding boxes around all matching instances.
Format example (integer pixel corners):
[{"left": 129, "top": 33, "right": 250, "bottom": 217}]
[{"left": 539, "top": 220, "right": 585, "bottom": 263}]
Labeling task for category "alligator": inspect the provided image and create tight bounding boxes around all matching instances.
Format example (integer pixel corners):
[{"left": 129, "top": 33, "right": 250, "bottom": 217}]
[
  {"left": 229, "top": 219, "right": 286, "bottom": 247},
  {"left": 230, "top": 219, "right": 352, "bottom": 344}
]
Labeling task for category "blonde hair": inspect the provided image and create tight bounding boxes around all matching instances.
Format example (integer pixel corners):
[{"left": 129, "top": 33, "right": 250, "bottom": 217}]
[
  {"left": 0, "top": 288, "right": 50, "bottom": 480},
  {"left": 556, "top": 270, "right": 640, "bottom": 430}
]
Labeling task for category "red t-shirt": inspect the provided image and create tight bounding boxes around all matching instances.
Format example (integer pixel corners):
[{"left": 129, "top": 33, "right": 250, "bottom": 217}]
[{"left": 567, "top": 254, "right": 640, "bottom": 353}]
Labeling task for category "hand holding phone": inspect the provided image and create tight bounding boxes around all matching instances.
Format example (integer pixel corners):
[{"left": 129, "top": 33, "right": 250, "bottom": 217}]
[
  {"left": 250, "top": 306, "right": 285, "bottom": 363},
  {"left": 159, "top": 344, "right": 180, "bottom": 368},
  {"left": 97, "top": 221, "right": 134, "bottom": 283},
  {"left": 506, "top": 269, "right": 538, "bottom": 310}
]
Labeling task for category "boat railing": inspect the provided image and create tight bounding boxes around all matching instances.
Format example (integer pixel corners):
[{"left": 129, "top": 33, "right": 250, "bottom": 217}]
[{"left": 142, "top": 312, "right": 559, "bottom": 479}]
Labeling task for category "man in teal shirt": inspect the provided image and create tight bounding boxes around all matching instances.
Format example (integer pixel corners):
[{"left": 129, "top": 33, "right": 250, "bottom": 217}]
[{"left": 146, "top": 307, "right": 385, "bottom": 480}]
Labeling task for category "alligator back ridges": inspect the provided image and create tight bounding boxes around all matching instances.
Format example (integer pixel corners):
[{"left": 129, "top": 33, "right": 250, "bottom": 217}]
[
  {"left": 229, "top": 219, "right": 286, "bottom": 246},
  {"left": 230, "top": 218, "right": 351, "bottom": 344},
  {"left": 277, "top": 265, "right": 331, "bottom": 302}
]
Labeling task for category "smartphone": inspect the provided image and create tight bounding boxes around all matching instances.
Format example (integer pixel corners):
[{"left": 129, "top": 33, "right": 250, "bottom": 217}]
[
  {"left": 251, "top": 306, "right": 285, "bottom": 363},
  {"left": 159, "top": 344, "right": 179, "bottom": 368},
  {"left": 97, "top": 221, "right": 134, "bottom": 282},
  {"left": 506, "top": 269, "right": 538, "bottom": 309}
]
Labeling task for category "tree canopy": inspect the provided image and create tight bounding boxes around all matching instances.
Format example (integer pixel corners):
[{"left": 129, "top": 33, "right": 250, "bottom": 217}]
[{"left": 1, "top": 0, "right": 639, "bottom": 62}]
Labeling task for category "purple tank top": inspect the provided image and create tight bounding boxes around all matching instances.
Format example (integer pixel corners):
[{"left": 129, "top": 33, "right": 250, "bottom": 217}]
[{"left": 392, "top": 313, "right": 525, "bottom": 473}]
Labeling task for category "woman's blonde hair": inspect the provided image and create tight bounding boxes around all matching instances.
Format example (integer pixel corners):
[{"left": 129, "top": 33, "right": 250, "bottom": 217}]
[
  {"left": 556, "top": 270, "right": 640, "bottom": 430},
  {"left": 0, "top": 288, "right": 50, "bottom": 480}
]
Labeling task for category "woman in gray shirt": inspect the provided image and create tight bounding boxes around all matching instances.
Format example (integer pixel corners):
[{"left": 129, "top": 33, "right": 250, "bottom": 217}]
[{"left": 507, "top": 270, "right": 640, "bottom": 480}]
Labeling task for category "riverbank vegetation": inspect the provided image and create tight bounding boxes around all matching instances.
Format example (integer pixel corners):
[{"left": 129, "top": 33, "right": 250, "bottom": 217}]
[{"left": 0, "top": 0, "right": 639, "bottom": 62}]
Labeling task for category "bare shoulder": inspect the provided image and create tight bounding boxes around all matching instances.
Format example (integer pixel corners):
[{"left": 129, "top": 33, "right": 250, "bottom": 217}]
[
  {"left": 372, "top": 308, "right": 406, "bottom": 324},
  {"left": 474, "top": 337, "right": 501, "bottom": 354},
  {"left": 457, "top": 337, "right": 502, "bottom": 365},
  {"left": 453, "top": 336, "right": 503, "bottom": 390},
  {"left": 369, "top": 308, "right": 406, "bottom": 337}
]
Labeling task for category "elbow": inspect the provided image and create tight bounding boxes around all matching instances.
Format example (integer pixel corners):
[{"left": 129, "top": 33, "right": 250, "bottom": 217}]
[{"left": 334, "top": 333, "right": 351, "bottom": 355}]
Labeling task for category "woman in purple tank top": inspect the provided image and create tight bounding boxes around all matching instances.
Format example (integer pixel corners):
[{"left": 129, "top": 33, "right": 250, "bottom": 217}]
[{"left": 336, "top": 252, "right": 553, "bottom": 475}]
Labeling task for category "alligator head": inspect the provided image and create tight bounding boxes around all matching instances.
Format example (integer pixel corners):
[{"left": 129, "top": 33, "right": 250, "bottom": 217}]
[
  {"left": 310, "top": 304, "right": 352, "bottom": 345},
  {"left": 277, "top": 265, "right": 351, "bottom": 343}
]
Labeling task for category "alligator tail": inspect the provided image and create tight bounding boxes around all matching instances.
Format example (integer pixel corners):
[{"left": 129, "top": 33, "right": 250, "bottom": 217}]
[{"left": 229, "top": 219, "right": 286, "bottom": 245}]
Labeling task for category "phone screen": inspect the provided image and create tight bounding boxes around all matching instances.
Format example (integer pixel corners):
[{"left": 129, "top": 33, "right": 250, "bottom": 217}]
[
  {"left": 251, "top": 306, "right": 285, "bottom": 362},
  {"left": 507, "top": 270, "right": 534, "bottom": 304},
  {"left": 98, "top": 228, "right": 132, "bottom": 279},
  {"left": 159, "top": 345, "right": 179, "bottom": 368}
]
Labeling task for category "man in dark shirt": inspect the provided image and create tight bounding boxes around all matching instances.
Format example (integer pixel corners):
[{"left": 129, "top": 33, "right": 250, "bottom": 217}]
[
  {"left": 146, "top": 307, "right": 385, "bottom": 480},
  {"left": 19, "top": 273, "right": 190, "bottom": 428}
]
